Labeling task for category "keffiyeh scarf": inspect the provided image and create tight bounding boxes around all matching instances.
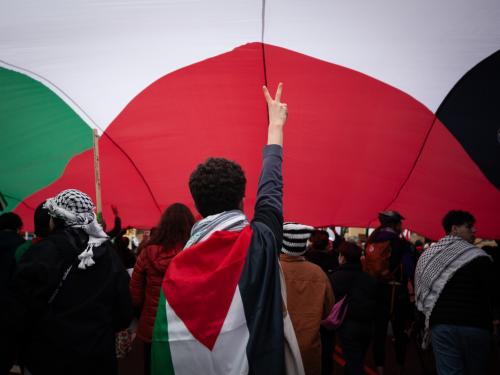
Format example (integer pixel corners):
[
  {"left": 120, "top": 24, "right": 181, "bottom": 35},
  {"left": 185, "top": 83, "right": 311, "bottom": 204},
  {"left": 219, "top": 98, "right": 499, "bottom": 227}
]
[
  {"left": 44, "top": 189, "right": 108, "bottom": 269},
  {"left": 415, "top": 235, "right": 490, "bottom": 328},
  {"left": 184, "top": 209, "right": 249, "bottom": 248}
]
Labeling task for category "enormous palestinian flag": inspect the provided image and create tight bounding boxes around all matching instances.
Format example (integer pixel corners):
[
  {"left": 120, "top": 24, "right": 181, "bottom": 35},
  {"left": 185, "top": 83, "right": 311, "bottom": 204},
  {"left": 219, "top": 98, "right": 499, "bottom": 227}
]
[
  {"left": 151, "top": 226, "right": 284, "bottom": 374},
  {"left": 1, "top": 1, "right": 499, "bottom": 240}
]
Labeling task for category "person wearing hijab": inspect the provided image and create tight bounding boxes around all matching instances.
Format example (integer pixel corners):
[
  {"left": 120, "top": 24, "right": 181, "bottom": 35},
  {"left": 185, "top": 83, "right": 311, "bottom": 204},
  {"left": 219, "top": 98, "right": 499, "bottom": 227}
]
[{"left": 5, "top": 189, "right": 133, "bottom": 375}]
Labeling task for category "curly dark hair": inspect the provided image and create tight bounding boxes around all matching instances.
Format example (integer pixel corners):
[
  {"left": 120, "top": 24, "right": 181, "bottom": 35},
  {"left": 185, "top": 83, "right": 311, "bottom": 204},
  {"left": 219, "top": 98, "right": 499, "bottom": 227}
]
[
  {"left": 189, "top": 157, "right": 246, "bottom": 217},
  {"left": 442, "top": 210, "right": 475, "bottom": 234}
]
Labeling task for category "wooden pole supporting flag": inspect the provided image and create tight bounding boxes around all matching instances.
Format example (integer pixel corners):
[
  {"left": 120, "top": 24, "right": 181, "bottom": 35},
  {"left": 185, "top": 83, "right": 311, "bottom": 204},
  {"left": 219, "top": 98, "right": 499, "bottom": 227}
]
[{"left": 93, "top": 129, "right": 103, "bottom": 221}]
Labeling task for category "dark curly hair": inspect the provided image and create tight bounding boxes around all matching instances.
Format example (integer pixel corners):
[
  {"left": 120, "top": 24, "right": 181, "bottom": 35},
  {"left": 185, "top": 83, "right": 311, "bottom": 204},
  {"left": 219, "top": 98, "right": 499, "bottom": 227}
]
[
  {"left": 189, "top": 157, "right": 246, "bottom": 217},
  {"left": 442, "top": 210, "right": 475, "bottom": 234}
]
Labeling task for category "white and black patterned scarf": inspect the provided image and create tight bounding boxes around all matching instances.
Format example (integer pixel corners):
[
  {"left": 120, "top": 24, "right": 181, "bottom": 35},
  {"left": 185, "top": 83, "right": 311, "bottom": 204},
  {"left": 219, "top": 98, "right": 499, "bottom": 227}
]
[
  {"left": 415, "top": 235, "right": 490, "bottom": 328},
  {"left": 184, "top": 209, "right": 249, "bottom": 248},
  {"left": 44, "top": 189, "right": 108, "bottom": 270}
]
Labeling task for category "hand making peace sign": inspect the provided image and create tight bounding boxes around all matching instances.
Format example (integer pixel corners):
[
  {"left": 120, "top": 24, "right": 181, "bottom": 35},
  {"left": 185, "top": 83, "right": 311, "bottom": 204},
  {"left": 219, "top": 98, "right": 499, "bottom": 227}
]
[{"left": 263, "top": 82, "right": 288, "bottom": 128}]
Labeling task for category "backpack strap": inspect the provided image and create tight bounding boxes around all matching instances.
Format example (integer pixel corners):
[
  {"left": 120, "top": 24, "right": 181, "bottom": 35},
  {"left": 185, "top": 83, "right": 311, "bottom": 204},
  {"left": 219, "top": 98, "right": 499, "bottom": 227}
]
[
  {"left": 47, "top": 262, "right": 77, "bottom": 304},
  {"left": 45, "top": 230, "right": 83, "bottom": 304}
]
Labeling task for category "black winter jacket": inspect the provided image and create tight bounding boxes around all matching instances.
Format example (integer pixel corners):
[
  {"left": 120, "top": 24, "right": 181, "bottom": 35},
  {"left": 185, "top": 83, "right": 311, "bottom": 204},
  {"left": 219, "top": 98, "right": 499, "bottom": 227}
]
[
  {"left": 329, "top": 263, "right": 378, "bottom": 324},
  {"left": 7, "top": 228, "right": 133, "bottom": 375},
  {"left": 430, "top": 256, "right": 499, "bottom": 330}
]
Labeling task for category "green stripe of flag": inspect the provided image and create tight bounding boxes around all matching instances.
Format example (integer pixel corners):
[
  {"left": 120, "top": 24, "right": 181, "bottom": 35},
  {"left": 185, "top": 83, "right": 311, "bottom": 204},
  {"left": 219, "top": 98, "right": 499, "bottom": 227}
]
[
  {"left": 151, "top": 290, "right": 175, "bottom": 375},
  {"left": 0, "top": 67, "right": 92, "bottom": 211}
]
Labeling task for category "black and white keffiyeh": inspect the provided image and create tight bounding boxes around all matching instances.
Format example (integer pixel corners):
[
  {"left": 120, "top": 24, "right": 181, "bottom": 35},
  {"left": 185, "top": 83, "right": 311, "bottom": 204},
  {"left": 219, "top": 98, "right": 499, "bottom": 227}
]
[
  {"left": 184, "top": 209, "right": 249, "bottom": 248},
  {"left": 44, "top": 189, "right": 108, "bottom": 270},
  {"left": 415, "top": 235, "right": 490, "bottom": 328}
]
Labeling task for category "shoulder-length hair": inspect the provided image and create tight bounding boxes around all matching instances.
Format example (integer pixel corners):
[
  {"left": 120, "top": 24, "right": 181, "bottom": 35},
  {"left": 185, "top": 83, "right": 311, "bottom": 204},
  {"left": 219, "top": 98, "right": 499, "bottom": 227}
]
[{"left": 149, "top": 203, "right": 195, "bottom": 250}]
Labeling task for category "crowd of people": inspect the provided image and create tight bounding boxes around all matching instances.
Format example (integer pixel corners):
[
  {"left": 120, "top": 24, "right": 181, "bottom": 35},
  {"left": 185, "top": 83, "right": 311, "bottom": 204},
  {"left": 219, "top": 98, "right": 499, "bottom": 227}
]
[{"left": 1, "top": 83, "right": 499, "bottom": 375}]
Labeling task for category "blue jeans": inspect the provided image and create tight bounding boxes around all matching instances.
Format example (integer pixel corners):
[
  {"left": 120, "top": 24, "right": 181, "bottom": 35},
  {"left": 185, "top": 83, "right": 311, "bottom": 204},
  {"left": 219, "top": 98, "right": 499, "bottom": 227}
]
[{"left": 431, "top": 324, "right": 492, "bottom": 375}]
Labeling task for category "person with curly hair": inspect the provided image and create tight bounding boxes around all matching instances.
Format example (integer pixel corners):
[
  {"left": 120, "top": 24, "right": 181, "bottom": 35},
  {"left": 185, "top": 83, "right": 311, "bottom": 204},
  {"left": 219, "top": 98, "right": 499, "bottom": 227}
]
[
  {"left": 188, "top": 157, "right": 246, "bottom": 218},
  {"left": 151, "top": 83, "right": 304, "bottom": 375}
]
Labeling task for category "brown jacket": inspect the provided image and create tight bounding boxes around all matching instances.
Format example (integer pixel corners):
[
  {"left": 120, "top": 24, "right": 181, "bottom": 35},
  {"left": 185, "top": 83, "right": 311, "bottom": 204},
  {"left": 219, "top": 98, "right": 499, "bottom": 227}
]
[{"left": 280, "top": 254, "right": 335, "bottom": 375}]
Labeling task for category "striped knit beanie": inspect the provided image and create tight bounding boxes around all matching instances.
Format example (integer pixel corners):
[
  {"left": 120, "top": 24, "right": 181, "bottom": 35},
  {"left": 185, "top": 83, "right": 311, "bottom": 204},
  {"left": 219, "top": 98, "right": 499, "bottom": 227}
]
[{"left": 282, "top": 222, "right": 315, "bottom": 256}]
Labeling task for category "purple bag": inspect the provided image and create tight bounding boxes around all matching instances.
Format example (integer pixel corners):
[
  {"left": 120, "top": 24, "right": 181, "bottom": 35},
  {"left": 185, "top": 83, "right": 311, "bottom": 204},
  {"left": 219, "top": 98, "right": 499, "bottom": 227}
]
[{"left": 321, "top": 295, "right": 348, "bottom": 330}]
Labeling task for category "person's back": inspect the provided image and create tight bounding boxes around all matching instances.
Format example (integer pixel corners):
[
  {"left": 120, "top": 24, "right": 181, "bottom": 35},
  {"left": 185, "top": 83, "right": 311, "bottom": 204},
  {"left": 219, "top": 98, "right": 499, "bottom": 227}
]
[
  {"left": 114, "top": 236, "right": 136, "bottom": 270},
  {"left": 430, "top": 256, "right": 494, "bottom": 329},
  {"left": 366, "top": 225, "right": 413, "bottom": 309},
  {"left": 8, "top": 190, "right": 133, "bottom": 375},
  {"left": 306, "top": 230, "right": 338, "bottom": 274},
  {"left": 131, "top": 243, "right": 182, "bottom": 340},
  {"left": 330, "top": 241, "right": 377, "bottom": 375},
  {"left": 21, "top": 231, "right": 131, "bottom": 373},
  {"left": 330, "top": 264, "right": 377, "bottom": 325},
  {"left": 130, "top": 202, "right": 194, "bottom": 375},
  {"left": 280, "top": 223, "right": 334, "bottom": 375},
  {"left": 150, "top": 83, "right": 303, "bottom": 375},
  {"left": 306, "top": 250, "right": 338, "bottom": 274},
  {"left": 366, "top": 227, "right": 413, "bottom": 285},
  {"left": 365, "top": 211, "right": 414, "bottom": 374}
]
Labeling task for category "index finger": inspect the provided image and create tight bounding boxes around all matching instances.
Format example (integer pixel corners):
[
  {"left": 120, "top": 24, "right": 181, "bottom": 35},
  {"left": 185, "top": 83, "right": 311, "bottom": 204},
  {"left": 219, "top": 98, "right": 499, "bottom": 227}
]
[
  {"left": 262, "top": 85, "right": 272, "bottom": 103},
  {"left": 275, "top": 82, "right": 283, "bottom": 103}
]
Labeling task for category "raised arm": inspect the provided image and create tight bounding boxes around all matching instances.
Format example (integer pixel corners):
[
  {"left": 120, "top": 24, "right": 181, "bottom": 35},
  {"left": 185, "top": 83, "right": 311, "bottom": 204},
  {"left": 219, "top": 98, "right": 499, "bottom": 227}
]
[
  {"left": 253, "top": 83, "right": 288, "bottom": 244},
  {"left": 263, "top": 82, "right": 287, "bottom": 146}
]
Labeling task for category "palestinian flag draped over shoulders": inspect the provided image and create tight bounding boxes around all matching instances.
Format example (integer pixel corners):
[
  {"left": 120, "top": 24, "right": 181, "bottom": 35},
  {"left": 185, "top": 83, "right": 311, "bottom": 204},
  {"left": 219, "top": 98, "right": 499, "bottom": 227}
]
[{"left": 151, "top": 224, "right": 285, "bottom": 375}]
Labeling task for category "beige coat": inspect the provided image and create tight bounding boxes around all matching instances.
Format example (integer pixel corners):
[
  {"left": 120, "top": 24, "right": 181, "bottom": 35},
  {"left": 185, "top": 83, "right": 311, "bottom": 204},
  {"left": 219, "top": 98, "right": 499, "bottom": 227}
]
[{"left": 280, "top": 254, "right": 335, "bottom": 375}]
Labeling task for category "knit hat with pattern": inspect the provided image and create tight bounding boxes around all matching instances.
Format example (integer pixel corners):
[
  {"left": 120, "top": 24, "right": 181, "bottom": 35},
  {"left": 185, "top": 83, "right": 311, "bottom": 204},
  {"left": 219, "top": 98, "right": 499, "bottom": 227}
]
[{"left": 282, "top": 222, "right": 315, "bottom": 256}]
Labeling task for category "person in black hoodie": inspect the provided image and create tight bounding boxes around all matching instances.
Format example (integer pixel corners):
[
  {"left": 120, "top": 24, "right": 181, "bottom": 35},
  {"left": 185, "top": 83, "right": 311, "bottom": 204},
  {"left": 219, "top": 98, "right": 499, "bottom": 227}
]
[
  {"left": 330, "top": 241, "right": 377, "bottom": 375},
  {"left": 5, "top": 189, "right": 133, "bottom": 375}
]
